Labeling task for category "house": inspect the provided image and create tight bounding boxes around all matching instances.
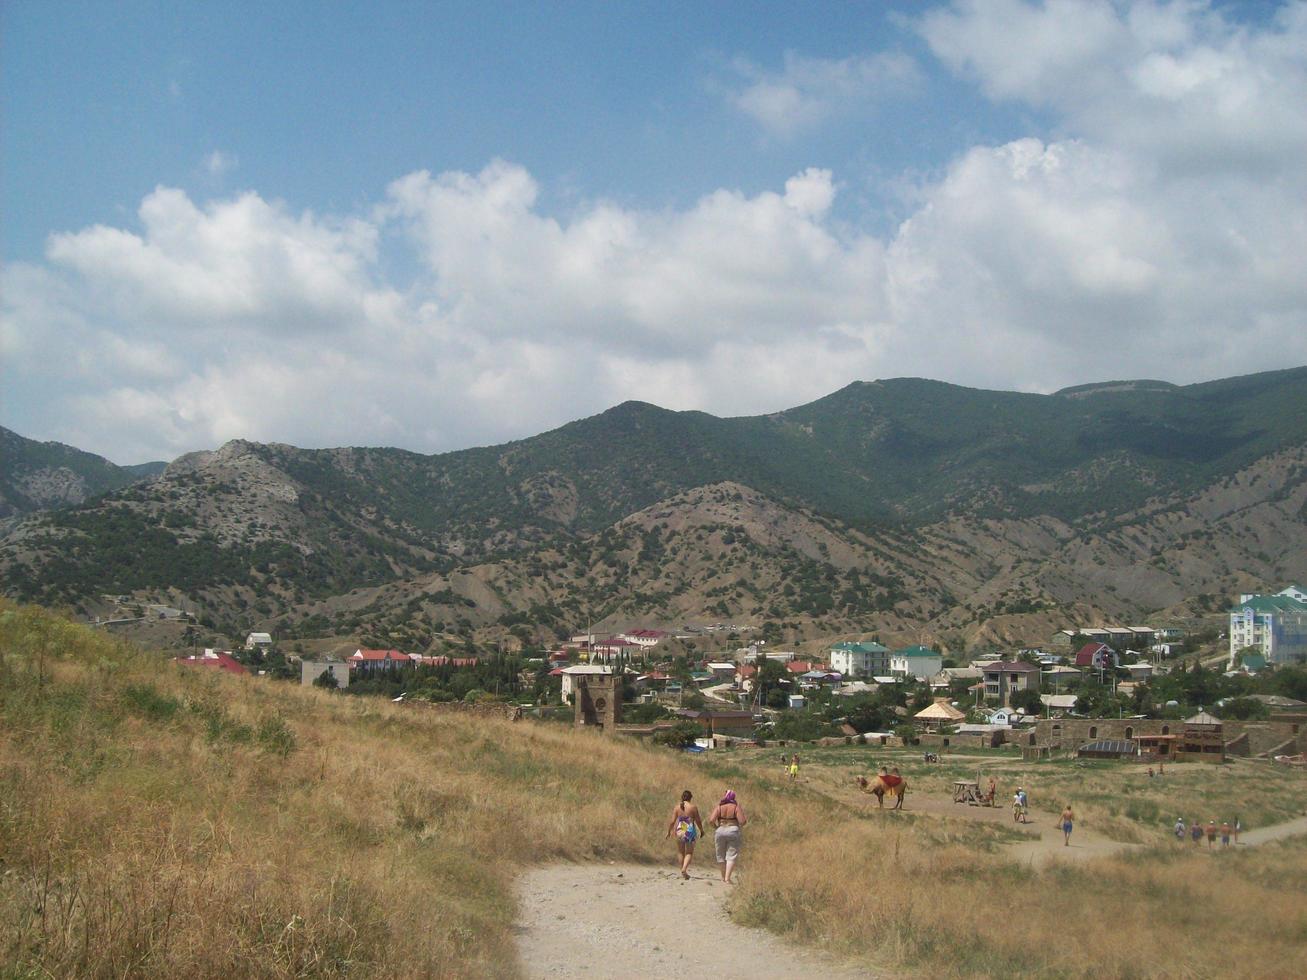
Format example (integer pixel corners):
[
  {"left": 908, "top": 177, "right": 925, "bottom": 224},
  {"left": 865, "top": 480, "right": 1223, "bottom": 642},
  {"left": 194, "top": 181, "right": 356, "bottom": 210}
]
[
  {"left": 981, "top": 661, "right": 1041, "bottom": 706},
  {"left": 175, "top": 649, "right": 247, "bottom": 675},
  {"left": 673, "top": 708, "right": 756, "bottom": 737},
  {"left": 301, "top": 660, "right": 349, "bottom": 688},
  {"left": 828, "top": 641, "right": 890, "bottom": 678},
  {"left": 889, "top": 645, "right": 942, "bottom": 680},
  {"left": 987, "top": 706, "right": 1035, "bottom": 726},
  {"left": 1039, "top": 693, "right": 1079, "bottom": 715},
  {"left": 1178, "top": 710, "right": 1225, "bottom": 763},
  {"left": 1228, "top": 590, "right": 1307, "bottom": 667},
  {"left": 1124, "top": 662, "right": 1155, "bottom": 681},
  {"left": 834, "top": 680, "right": 878, "bottom": 696},
  {"left": 1074, "top": 642, "right": 1116, "bottom": 670},
  {"left": 244, "top": 632, "right": 273, "bottom": 651},
  {"left": 349, "top": 648, "right": 412, "bottom": 673},
  {"left": 785, "top": 660, "right": 825, "bottom": 675},
  {"left": 559, "top": 665, "right": 615, "bottom": 703},
  {"left": 588, "top": 639, "right": 641, "bottom": 662},
  {"left": 706, "top": 662, "right": 737, "bottom": 683},
  {"left": 913, "top": 700, "right": 965, "bottom": 732},
  {"left": 787, "top": 694, "right": 807, "bottom": 710},
  {"left": 930, "top": 666, "right": 982, "bottom": 690},
  {"left": 619, "top": 629, "right": 670, "bottom": 650}
]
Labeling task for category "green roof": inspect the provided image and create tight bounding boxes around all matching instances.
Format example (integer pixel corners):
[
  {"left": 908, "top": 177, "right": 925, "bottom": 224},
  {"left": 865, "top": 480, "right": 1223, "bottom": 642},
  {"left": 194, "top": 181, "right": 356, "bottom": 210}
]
[
  {"left": 831, "top": 641, "right": 888, "bottom": 653},
  {"left": 894, "top": 645, "right": 941, "bottom": 658},
  {"left": 1231, "top": 595, "right": 1307, "bottom": 614}
]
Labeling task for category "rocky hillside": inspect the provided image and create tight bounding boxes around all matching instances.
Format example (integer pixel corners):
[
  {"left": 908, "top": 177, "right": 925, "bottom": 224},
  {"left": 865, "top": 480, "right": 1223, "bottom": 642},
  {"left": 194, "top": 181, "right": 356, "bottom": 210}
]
[
  {"left": 0, "top": 426, "right": 165, "bottom": 520},
  {"left": 2, "top": 368, "right": 1305, "bottom": 646}
]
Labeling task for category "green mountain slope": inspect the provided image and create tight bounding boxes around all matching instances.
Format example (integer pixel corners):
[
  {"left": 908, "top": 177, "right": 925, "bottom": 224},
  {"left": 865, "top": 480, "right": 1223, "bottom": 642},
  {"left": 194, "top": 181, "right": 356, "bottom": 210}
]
[
  {"left": 0, "top": 426, "right": 166, "bottom": 519},
  {"left": 2, "top": 368, "right": 1305, "bottom": 631}
]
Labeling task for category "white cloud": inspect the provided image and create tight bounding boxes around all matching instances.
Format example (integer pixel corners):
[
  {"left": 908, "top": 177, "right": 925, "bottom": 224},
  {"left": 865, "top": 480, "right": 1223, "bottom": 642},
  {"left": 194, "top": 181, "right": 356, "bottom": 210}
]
[
  {"left": 920, "top": 0, "right": 1307, "bottom": 175},
  {"left": 724, "top": 50, "right": 921, "bottom": 136},
  {"left": 3, "top": 3, "right": 1306, "bottom": 463},
  {"left": 203, "top": 150, "right": 238, "bottom": 177}
]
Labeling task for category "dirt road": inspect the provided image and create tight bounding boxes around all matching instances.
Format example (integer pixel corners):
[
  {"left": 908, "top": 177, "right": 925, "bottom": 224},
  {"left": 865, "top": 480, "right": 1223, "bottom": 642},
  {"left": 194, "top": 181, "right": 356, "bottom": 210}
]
[{"left": 514, "top": 862, "right": 874, "bottom": 980}]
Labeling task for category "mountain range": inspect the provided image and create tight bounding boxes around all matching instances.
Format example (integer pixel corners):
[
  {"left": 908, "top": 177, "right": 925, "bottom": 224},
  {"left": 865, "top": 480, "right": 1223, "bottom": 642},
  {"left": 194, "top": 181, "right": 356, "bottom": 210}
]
[{"left": 3, "top": 367, "right": 1305, "bottom": 652}]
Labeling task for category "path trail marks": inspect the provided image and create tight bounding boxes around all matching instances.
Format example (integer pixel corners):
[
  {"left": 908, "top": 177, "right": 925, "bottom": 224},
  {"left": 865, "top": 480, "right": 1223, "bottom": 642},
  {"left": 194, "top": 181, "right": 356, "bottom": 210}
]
[{"left": 515, "top": 863, "right": 873, "bottom": 980}]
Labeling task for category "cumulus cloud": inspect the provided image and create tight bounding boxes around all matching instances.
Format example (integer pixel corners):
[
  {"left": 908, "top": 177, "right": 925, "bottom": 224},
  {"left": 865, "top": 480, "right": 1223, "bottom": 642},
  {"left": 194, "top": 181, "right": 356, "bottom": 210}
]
[
  {"left": 3, "top": 2, "right": 1306, "bottom": 463},
  {"left": 920, "top": 0, "right": 1307, "bottom": 174},
  {"left": 724, "top": 50, "right": 921, "bottom": 136}
]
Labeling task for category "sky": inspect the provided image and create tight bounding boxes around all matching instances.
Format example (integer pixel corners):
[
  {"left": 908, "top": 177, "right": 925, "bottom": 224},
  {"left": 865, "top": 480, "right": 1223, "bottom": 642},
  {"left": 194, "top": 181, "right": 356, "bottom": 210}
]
[{"left": 3, "top": 0, "right": 1305, "bottom": 464}]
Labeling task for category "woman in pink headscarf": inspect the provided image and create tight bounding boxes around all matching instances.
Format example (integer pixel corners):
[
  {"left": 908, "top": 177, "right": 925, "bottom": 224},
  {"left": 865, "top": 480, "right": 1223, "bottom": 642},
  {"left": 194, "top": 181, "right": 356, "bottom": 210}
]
[{"left": 707, "top": 789, "right": 748, "bottom": 884}]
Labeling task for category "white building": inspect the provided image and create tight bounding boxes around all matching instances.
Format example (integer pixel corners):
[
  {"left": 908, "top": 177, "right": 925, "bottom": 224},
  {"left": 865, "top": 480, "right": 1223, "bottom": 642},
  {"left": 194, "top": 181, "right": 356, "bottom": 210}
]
[
  {"left": 828, "top": 641, "right": 889, "bottom": 678},
  {"left": 889, "top": 646, "right": 943, "bottom": 681},
  {"left": 244, "top": 631, "right": 273, "bottom": 651},
  {"left": 1229, "top": 588, "right": 1307, "bottom": 667},
  {"left": 560, "top": 665, "right": 616, "bottom": 703}
]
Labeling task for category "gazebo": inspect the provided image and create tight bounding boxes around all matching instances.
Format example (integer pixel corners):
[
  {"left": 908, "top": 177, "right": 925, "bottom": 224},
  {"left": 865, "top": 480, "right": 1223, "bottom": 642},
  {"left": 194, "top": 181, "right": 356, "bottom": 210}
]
[{"left": 914, "top": 700, "right": 966, "bottom": 733}]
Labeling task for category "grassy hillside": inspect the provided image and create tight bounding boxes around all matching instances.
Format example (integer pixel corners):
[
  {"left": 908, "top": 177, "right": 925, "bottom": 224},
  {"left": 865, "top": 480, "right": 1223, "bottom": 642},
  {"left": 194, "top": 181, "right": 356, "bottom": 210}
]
[{"left": 5, "top": 603, "right": 1307, "bottom": 978}]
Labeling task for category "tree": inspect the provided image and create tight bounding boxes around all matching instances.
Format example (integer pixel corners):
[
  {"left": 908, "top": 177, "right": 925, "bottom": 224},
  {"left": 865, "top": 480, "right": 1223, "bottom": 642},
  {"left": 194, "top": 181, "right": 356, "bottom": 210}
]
[
  {"left": 1010, "top": 688, "right": 1044, "bottom": 715},
  {"left": 653, "top": 721, "right": 702, "bottom": 749},
  {"left": 312, "top": 667, "right": 339, "bottom": 690}
]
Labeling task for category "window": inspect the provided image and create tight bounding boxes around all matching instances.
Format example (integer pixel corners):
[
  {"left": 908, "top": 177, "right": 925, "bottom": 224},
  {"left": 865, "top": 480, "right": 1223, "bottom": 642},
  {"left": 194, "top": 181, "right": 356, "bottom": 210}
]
[
  {"left": 1162, "top": 725, "right": 1170, "bottom": 735},
  {"left": 1125, "top": 726, "right": 1133, "bottom": 740},
  {"left": 1089, "top": 726, "right": 1098, "bottom": 738}
]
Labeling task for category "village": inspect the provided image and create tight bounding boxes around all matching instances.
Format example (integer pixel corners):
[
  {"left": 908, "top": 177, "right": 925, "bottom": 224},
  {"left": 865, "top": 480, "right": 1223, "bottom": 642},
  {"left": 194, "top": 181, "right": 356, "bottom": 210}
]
[{"left": 169, "top": 584, "right": 1307, "bottom": 769}]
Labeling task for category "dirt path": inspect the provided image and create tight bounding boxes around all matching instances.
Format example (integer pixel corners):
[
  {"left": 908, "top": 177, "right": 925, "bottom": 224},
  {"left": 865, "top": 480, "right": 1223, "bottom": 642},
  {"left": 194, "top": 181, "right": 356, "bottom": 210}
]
[
  {"left": 514, "top": 802, "right": 1307, "bottom": 977},
  {"left": 514, "top": 862, "right": 875, "bottom": 980},
  {"left": 1236, "top": 814, "right": 1307, "bottom": 846}
]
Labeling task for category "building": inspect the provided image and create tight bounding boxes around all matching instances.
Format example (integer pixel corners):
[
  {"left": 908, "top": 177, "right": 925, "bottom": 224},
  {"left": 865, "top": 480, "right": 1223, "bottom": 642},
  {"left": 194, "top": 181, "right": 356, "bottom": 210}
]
[
  {"left": 1039, "top": 693, "right": 1078, "bottom": 715},
  {"left": 175, "top": 649, "right": 247, "bottom": 675},
  {"left": 244, "top": 632, "right": 273, "bottom": 651},
  {"left": 1178, "top": 710, "right": 1225, "bottom": 764},
  {"left": 619, "top": 629, "right": 670, "bottom": 650},
  {"left": 673, "top": 708, "right": 756, "bottom": 738},
  {"left": 301, "top": 660, "right": 350, "bottom": 688},
  {"left": 829, "top": 641, "right": 889, "bottom": 678},
  {"left": 1074, "top": 642, "right": 1116, "bottom": 670},
  {"left": 348, "top": 648, "right": 412, "bottom": 673},
  {"left": 889, "top": 645, "right": 942, "bottom": 680},
  {"left": 706, "top": 662, "right": 737, "bottom": 683},
  {"left": 982, "top": 661, "right": 1041, "bottom": 706},
  {"left": 913, "top": 699, "right": 965, "bottom": 732},
  {"left": 560, "top": 664, "right": 616, "bottom": 703},
  {"left": 1228, "top": 589, "right": 1307, "bottom": 667},
  {"left": 930, "top": 666, "right": 982, "bottom": 690}
]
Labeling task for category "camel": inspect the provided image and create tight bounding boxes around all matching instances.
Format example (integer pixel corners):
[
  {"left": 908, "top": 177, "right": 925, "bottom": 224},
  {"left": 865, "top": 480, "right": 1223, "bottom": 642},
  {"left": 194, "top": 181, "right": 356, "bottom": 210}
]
[{"left": 856, "top": 773, "right": 907, "bottom": 809}]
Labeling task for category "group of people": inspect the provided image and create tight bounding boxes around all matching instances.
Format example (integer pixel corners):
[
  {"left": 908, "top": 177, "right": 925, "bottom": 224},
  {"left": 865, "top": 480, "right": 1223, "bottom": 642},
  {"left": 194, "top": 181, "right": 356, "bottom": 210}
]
[
  {"left": 665, "top": 789, "right": 748, "bottom": 883},
  {"left": 1174, "top": 816, "right": 1240, "bottom": 848}
]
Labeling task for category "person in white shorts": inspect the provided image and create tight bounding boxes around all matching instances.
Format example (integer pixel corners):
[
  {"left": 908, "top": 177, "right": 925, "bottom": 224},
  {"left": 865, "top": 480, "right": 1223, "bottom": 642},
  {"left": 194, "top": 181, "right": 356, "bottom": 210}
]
[{"left": 707, "top": 789, "right": 748, "bottom": 884}]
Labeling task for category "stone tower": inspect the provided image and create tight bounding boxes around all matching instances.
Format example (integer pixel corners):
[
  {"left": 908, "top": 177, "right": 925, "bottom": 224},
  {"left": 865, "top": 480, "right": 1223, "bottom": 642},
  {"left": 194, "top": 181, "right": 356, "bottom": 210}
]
[{"left": 574, "top": 670, "right": 620, "bottom": 732}]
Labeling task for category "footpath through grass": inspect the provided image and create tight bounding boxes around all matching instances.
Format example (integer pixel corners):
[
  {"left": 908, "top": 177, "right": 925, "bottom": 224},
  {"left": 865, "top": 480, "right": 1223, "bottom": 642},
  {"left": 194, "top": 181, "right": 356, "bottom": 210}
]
[{"left": 4, "top": 603, "right": 1307, "bottom": 978}]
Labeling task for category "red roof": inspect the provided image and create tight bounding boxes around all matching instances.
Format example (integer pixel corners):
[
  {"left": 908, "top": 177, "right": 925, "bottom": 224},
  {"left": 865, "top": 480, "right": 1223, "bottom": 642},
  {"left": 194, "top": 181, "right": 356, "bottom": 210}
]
[
  {"left": 736, "top": 665, "right": 757, "bottom": 678},
  {"left": 350, "top": 648, "right": 411, "bottom": 662},
  {"left": 1075, "top": 642, "right": 1112, "bottom": 667},
  {"left": 175, "top": 652, "right": 247, "bottom": 675},
  {"left": 549, "top": 668, "right": 564, "bottom": 676},
  {"left": 786, "top": 661, "right": 824, "bottom": 674}
]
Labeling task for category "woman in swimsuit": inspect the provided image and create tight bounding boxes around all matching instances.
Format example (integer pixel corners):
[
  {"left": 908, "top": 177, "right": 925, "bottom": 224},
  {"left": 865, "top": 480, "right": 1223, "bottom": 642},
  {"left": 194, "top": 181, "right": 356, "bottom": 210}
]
[
  {"left": 665, "top": 789, "right": 704, "bottom": 879},
  {"left": 707, "top": 790, "right": 748, "bottom": 884}
]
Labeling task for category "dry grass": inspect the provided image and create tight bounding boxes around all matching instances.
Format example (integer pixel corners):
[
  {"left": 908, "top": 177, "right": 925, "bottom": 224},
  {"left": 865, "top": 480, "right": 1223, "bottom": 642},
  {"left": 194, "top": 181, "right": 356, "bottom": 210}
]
[{"left": 4, "top": 603, "right": 1307, "bottom": 978}]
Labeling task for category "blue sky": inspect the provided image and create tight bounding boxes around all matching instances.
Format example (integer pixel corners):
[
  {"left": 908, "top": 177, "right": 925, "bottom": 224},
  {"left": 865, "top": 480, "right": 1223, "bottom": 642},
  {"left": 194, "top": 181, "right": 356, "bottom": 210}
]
[{"left": 3, "top": 1, "right": 1306, "bottom": 462}]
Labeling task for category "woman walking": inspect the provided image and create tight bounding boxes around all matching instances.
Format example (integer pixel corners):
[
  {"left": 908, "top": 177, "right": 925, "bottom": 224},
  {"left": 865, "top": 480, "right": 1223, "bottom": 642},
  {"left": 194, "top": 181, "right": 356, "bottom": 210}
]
[
  {"left": 665, "top": 790, "right": 704, "bottom": 880},
  {"left": 1060, "top": 804, "right": 1075, "bottom": 846},
  {"left": 708, "top": 789, "right": 748, "bottom": 884}
]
